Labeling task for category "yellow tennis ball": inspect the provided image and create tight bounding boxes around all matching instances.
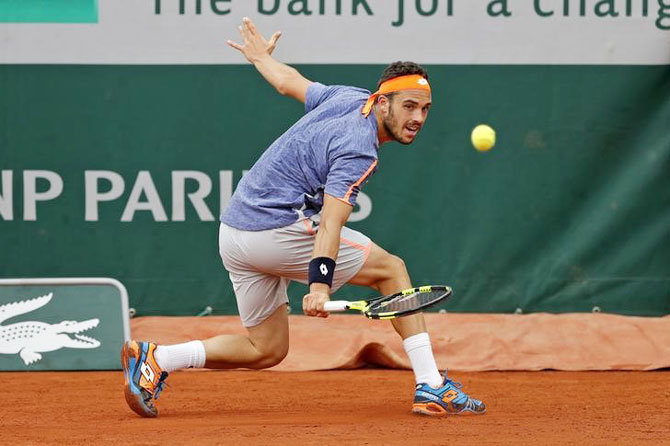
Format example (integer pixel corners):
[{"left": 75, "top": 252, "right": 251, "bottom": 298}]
[{"left": 471, "top": 124, "right": 496, "bottom": 152}]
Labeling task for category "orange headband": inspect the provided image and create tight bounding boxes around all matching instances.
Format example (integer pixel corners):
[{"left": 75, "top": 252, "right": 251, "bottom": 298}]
[{"left": 361, "top": 74, "right": 431, "bottom": 117}]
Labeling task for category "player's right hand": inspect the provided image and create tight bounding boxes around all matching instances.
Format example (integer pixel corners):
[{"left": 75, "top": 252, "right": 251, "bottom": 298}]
[
  {"left": 226, "top": 17, "right": 281, "bottom": 63},
  {"left": 303, "top": 286, "right": 331, "bottom": 318}
]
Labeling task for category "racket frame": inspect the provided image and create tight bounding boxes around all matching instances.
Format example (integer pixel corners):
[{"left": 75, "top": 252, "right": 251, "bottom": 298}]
[{"left": 324, "top": 285, "right": 452, "bottom": 320}]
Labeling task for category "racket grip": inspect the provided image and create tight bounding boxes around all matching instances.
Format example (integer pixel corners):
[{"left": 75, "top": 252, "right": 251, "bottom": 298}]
[{"left": 323, "top": 301, "right": 350, "bottom": 312}]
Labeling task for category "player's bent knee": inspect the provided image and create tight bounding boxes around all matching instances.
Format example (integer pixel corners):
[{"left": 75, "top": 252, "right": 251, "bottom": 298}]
[
  {"left": 249, "top": 347, "right": 288, "bottom": 369},
  {"left": 387, "top": 254, "right": 408, "bottom": 278},
  {"left": 247, "top": 333, "right": 289, "bottom": 369}
]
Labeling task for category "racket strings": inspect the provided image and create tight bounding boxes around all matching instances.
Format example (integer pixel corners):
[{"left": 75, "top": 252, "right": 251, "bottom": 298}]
[{"left": 370, "top": 290, "right": 445, "bottom": 314}]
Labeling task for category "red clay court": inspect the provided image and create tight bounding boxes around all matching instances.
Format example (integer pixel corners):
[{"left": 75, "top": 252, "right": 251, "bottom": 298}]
[
  {"left": 3, "top": 314, "right": 669, "bottom": 445},
  {"left": 3, "top": 369, "right": 669, "bottom": 445}
]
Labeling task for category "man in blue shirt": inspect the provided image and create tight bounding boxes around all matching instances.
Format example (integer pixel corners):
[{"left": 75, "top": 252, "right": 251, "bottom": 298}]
[{"left": 121, "top": 17, "right": 485, "bottom": 419}]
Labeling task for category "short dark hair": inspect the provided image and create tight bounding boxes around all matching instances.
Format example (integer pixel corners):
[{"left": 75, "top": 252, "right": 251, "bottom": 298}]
[{"left": 377, "top": 61, "right": 428, "bottom": 88}]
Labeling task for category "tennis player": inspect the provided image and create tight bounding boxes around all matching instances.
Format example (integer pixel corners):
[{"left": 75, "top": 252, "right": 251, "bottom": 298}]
[{"left": 122, "top": 17, "right": 485, "bottom": 418}]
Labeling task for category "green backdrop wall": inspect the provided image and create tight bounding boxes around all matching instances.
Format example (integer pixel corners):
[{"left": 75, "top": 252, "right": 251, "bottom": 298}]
[{"left": 1, "top": 64, "right": 669, "bottom": 316}]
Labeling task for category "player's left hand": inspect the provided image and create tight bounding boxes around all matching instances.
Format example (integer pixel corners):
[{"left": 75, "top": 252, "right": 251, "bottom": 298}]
[
  {"left": 227, "top": 17, "right": 281, "bottom": 63},
  {"left": 303, "top": 289, "right": 330, "bottom": 318}
]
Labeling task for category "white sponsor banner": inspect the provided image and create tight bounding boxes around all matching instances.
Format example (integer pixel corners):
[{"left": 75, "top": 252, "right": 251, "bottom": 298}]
[
  {"left": 1, "top": 0, "right": 669, "bottom": 64},
  {"left": 0, "top": 169, "right": 373, "bottom": 223}
]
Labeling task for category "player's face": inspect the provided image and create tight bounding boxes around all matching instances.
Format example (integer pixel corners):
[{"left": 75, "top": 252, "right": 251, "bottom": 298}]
[{"left": 381, "top": 90, "right": 432, "bottom": 145}]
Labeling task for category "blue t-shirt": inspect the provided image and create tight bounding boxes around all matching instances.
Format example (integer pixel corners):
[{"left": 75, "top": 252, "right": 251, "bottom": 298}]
[{"left": 221, "top": 83, "right": 379, "bottom": 231}]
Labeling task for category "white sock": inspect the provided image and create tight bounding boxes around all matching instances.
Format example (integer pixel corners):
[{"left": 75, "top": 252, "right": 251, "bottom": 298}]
[
  {"left": 154, "top": 340, "right": 206, "bottom": 372},
  {"left": 402, "top": 332, "right": 443, "bottom": 388}
]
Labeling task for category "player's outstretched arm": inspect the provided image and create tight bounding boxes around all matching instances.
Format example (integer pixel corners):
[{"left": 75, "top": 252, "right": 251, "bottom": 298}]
[{"left": 227, "top": 17, "right": 312, "bottom": 104}]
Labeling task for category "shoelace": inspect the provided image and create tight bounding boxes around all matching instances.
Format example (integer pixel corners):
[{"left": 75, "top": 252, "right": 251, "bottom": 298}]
[
  {"left": 442, "top": 370, "right": 463, "bottom": 389},
  {"left": 152, "top": 372, "right": 170, "bottom": 401},
  {"left": 444, "top": 378, "right": 463, "bottom": 389},
  {"left": 440, "top": 371, "right": 482, "bottom": 409},
  {"left": 442, "top": 371, "right": 469, "bottom": 403}
]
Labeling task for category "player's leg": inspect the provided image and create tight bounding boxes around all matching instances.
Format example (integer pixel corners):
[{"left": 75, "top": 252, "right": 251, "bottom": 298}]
[
  {"left": 202, "top": 297, "right": 289, "bottom": 370},
  {"left": 348, "top": 243, "right": 442, "bottom": 385},
  {"left": 348, "top": 242, "right": 486, "bottom": 416},
  {"left": 158, "top": 225, "right": 292, "bottom": 371},
  {"left": 347, "top": 244, "right": 426, "bottom": 336},
  {"left": 121, "top": 224, "right": 291, "bottom": 418},
  {"left": 122, "top": 294, "right": 289, "bottom": 418},
  {"left": 284, "top": 221, "right": 444, "bottom": 386},
  {"left": 154, "top": 300, "right": 289, "bottom": 371}
]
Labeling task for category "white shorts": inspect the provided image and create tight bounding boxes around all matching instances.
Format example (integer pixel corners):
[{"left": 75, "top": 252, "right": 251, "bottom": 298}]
[{"left": 218, "top": 216, "right": 372, "bottom": 327}]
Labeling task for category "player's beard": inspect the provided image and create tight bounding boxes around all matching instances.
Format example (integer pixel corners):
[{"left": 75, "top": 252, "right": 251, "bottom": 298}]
[{"left": 382, "top": 106, "right": 414, "bottom": 145}]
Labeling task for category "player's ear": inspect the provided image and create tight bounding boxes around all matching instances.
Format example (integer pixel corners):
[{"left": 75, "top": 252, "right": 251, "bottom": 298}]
[{"left": 377, "top": 94, "right": 391, "bottom": 114}]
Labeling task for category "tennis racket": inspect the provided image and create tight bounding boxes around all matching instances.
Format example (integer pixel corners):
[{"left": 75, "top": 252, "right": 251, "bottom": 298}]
[{"left": 323, "top": 285, "right": 452, "bottom": 320}]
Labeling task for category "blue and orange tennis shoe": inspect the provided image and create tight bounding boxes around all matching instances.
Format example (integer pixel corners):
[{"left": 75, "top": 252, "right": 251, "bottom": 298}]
[
  {"left": 412, "top": 371, "right": 486, "bottom": 416},
  {"left": 121, "top": 340, "right": 169, "bottom": 418}
]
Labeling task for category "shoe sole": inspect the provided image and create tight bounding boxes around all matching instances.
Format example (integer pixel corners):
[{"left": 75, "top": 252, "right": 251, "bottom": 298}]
[
  {"left": 121, "top": 341, "right": 158, "bottom": 418},
  {"left": 412, "top": 402, "right": 486, "bottom": 417}
]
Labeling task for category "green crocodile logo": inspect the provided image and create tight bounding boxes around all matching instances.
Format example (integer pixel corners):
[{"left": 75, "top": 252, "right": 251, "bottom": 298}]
[{"left": 0, "top": 293, "right": 101, "bottom": 365}]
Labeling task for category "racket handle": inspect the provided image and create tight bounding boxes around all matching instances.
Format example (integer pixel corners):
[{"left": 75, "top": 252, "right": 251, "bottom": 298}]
[{"left": 323, "top": 300, "right": 350, "bottom": 312}]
